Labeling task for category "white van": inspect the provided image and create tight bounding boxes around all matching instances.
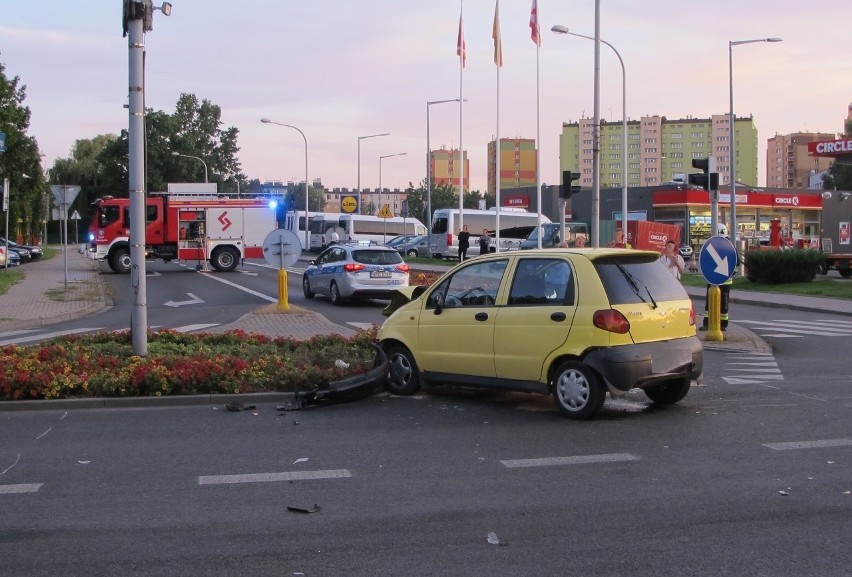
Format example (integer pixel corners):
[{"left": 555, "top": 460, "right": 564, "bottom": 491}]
[{"left": 312, "top": 214, "right": 427, "bottom": 249}]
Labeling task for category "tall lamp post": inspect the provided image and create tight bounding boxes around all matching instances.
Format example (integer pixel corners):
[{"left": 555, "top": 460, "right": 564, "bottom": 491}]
[
  {"left": 427, "top": 98, "right": 462, "bottom": 257},
  {"left": 358, "top": 133, "right": 390, "bottom": 214},
  {"left": 260, "top": 118, "right": 309, "bottom": 250},
  {"left": 379, "top": 153, "right": 407, "bottom": 243},
  {"left": 729, "top": 37, "right": 782, "bottom": 243},
  {"left": 171, "top": 151, "right": 208, "bottom": 183},
  {"left": 552, "top": 25, "right": 627, "bottom": 238}
]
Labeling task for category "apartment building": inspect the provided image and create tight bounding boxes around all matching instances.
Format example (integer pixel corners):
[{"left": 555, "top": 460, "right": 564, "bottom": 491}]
[
  {"left": 430, "top": 147, "right": 469, "bottom": 193},
  {"left": 487, "top": 138, "right": 538, "bottom": 195},
  {"left": 559, "top": 114, "right": 759, "bottom": 188},
  {"left": 766, "top": 132, "right": 835, "bottom": 188}
]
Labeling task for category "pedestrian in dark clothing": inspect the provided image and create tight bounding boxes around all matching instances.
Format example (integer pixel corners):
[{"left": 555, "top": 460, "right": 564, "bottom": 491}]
[
  {"left": 458, "top": 225, "right": 471, "bottom": 261},
  {"left": 478, "top": 228, "right": 490, "bottom": 255}
]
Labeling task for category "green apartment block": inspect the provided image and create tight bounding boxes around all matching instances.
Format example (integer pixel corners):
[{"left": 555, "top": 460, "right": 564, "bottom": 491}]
[{"left": 559, "top": 114, "right": 758, "bottom": 189}]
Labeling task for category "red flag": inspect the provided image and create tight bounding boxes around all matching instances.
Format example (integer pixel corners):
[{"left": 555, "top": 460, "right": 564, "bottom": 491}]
[
  {"left": 492, "top": 1, "right": 503, "bottom": 67},
  {"left": 456, "top": 15, "right": 466, "bottom": 67},
  {"left": 529, "top": 0, "right": 541, "bottom": 46}
]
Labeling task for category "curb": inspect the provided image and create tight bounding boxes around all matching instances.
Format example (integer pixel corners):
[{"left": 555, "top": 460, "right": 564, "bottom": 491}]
[{"left": 0, "top": 392, "right": 295, "bottom": 412}]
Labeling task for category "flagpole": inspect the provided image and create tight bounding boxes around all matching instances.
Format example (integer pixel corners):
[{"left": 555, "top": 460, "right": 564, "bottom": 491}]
[
  {"left": 458, "top": 0, "right": 465, "bottom": 233},
  {"left": 534, "top": 1, "right": 542, "bottom": 248},
  {"left": 494, "top": 0, "right": 501, "bottom": 252}
]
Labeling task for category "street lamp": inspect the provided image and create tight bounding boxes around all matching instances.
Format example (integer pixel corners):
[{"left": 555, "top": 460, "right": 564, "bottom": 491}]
[
  {"left": 379, "top": 153, "right": 407, "bottom": 242},
  {"left": 171, "top": 151, "right": 208, "bottom": 183},
  {"left": 729, "top": 37, "right": 782, "bottom": 244},
  {"left": 552, "top": 25, "right": 627, "bottom": 238},
  {"left": 427, "top": 98, "right": 463, "bottom": 257},
  {"left": 260, "top": 118, "right": 309, "bottom": 250},
  {"left": 358, "top": 133, "right": 390, "bottom": 214}
]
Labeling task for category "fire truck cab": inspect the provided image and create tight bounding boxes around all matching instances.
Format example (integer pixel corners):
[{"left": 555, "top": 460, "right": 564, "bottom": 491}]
[{"left": 88, "top": 193, "right": 279, "bottom": 273}]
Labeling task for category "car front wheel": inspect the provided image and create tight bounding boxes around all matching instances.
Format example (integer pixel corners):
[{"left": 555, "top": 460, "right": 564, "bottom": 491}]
[
  {"left": 552, "top": 361, "right": 605, "bottom": 419},
  {"left": 302, "top": 275, "right": 314, "bottom": 299},
  {"left": 385, "top": 345, "right": 421, "bottom": 395},
  {"left": 643, "top": 378, "right": 691, "bottom": 404}
]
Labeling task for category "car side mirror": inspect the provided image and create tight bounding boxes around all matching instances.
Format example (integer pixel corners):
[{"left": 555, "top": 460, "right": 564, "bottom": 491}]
[{"left": 433, "top": 292, "right": 444, "bottom": 315}]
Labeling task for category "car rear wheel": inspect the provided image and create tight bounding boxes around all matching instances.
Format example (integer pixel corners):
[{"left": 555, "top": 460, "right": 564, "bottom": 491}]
[
  {"left": 329, "top": 281, "right": 343, "bottom": 305},
  {"left": 644, "top": 378, "right": 691, "bottom": 404},
  {"left": 552, "top": 361, "right": 605, "bottom": 419},
  {"left": 302, "top": 275, "right": 314, "bottom": 299},
  {"left": 407, "top": 249, "right": 418, "bottom": 258},
  {"left": 385, "top": 345, "right": 421, "bottom": 395}
]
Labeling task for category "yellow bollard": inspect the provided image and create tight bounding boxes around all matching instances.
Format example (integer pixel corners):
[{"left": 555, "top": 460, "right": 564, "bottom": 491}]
[
  {"left": 705, "top": 284, "right": 724, "bottom": 341},
  {"left": 277, "top": 268, "right": 290, "bottom": 312}
]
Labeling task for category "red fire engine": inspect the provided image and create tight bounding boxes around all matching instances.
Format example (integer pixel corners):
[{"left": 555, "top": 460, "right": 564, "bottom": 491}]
[{"left": 87, "top": 193, "right": 279, "bottom": 273}]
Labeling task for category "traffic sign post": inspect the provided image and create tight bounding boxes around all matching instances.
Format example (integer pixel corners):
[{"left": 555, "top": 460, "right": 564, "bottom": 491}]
[
  {"left": 262, "top": 229, "right": 303, "bottom": 311},
  {"left": 698, "top": 236, "right": 737, "bottom": 342}
]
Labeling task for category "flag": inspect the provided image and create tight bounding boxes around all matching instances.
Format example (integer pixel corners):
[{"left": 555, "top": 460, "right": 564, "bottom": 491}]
[
  {"left": 492, "top": 1, "right": 503, "bottom": 67},
  {"left": 530, "top": 0, "right": 541, "bottom": 46},
  {"left": 456, "top": 15, "right": 466, "bottom": 68}
]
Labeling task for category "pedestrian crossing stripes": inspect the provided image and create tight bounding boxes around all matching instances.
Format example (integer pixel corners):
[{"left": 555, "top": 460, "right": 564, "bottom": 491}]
[
  {"left": 735, "top": 318, "right": 852, "bottom": 338},
  {"left": 723, "top": 351, "right": 784, "bottom": 385},
  {"left": 0, "top": 324, "right": 223, "bottom": 346}
]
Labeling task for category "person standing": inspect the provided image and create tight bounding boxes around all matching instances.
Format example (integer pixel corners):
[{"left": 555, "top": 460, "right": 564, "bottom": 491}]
[
  {"left": 660, "top": 240, "right": 685, "bottom": 279},
  {"left": 329, "top": 229, "right": 340, "bottom": 245},
  {"left": 573, "top": 235, "right": 587, "bottom": 248},
  {"left": 607, "top": 229, "right": 631, "bottom": 248},
  {"left": 478, "top": 228, "right": 491, "bottom": 255},
  {"left": 458, "top": 225, "right": 471, "bottom": 261}
]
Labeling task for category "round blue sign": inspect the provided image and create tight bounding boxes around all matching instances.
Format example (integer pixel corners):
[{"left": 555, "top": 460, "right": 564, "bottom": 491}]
[{"left": 698, "top": 236, "right": 737, "bottom": 285}]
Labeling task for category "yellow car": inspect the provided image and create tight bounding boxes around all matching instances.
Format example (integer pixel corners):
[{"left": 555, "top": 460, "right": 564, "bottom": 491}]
[{"left": 378, "top": 248, "right": 703, "bottom": 419}]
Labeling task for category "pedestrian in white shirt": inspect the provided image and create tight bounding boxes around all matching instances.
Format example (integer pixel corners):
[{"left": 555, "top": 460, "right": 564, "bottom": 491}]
[{"left": 660, "top": 240, "right": 685, "bottom": 279}]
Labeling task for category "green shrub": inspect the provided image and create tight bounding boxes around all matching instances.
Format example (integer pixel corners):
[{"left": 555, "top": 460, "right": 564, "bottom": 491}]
[{"left": 743, "top": 249, "right": 824, "bottom": 284}]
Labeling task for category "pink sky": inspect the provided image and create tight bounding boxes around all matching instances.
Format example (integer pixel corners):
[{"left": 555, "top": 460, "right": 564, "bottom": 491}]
[{"left": 3, "top": 0, "right": 849, "bottom": 192}]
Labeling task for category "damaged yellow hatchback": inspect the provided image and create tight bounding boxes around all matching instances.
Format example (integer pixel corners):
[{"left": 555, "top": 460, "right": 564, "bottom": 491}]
[{"left": 378, "top": 248, "right": 703, "bottom": 419}]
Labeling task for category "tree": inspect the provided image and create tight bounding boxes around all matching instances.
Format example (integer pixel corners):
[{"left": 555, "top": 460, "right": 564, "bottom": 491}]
[
  {"left": 402, "top": 180, "right": 458, "bottom": 224},
  {"left": 0, "top": 62, "right": 47, "bottom": 244},
  {"left": 50, "top": 93, "right": 247, "bottom": 206}
]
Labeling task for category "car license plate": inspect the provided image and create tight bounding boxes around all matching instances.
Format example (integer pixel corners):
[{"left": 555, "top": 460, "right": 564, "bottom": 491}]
[{"left": 370, "top": 271, "right": 392, "bottom": 278}]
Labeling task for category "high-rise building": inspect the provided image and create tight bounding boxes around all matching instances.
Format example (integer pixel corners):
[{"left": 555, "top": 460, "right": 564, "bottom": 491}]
[
  {"left": 766, "top": 132, "right": 835, "bottom": 188},
  {"left": 559, "top": 114, "right": 759, "bottom": 188},
  {"left": 487, "top": 138, "right": 537, "bottom": 195},
  {"left": 430, "top": 148, "right": 469, "bottom": 193}
]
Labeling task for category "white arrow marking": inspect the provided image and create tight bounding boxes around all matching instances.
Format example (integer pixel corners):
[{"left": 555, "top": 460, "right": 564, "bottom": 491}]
[
  {"left": 163, "top": 293, "right": 204, "bottom": 308},
  {"left": 237, "top": 270, "right": 259, "bottom": 276},
  {"left": 706, "top": 243, "right": 730, "bottom": 277}
]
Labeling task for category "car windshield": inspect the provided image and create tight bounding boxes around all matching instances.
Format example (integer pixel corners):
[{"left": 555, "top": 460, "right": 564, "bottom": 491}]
[
  {"left": 594, "top": 256, "right": 687, "bottom": 305},
  {"left": 352, "top": 249, "right": 404, "bottom": 265}
]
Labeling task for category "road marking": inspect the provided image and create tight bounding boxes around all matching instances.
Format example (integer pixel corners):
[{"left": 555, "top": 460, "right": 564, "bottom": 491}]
[
  {"left": 763, "top": 439, "right": 852, "bottom": 451},
  {"left": 0, "top": 328, "right": 103, "bottom": 346},
  {"left": 501, "top": 453, "right": 639, "bottom": 468},
  {"left": 198, "top": 469, "right": 352, "bottom": 485},
  {"left": 0, "top": 483, "right": 43, "bottom": 494},
  {"left": 163, "top": 293, "right": 204, "bottom": 308},
  {"left": 347, "top": 322, "right": 376, "bottom": 331},
  {"left": 199, "top": 273, "right": 278, "bottom": 303},
  {"left": 174, "top": 324, "right": 219, "bottom": 333}
]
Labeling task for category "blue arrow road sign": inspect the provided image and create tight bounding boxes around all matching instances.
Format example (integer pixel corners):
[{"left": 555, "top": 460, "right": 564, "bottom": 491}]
[{"left": 699, "top": 236, "right": 737, "bottom": 285}]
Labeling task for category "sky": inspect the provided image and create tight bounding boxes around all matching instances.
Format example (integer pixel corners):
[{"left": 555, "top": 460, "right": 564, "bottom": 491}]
[{"left": 1, "top": 0, "right": 849, "bottom": 193}]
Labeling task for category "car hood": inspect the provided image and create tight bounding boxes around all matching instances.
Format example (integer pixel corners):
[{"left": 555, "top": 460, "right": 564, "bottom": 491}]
[{"left": 382, "top": 286, "right": 429, "bottom": 317}]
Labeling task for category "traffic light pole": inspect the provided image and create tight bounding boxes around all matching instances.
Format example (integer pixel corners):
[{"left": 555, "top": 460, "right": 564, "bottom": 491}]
[{"left": 709, "top": 156, "right": 718, "bottom": 240}]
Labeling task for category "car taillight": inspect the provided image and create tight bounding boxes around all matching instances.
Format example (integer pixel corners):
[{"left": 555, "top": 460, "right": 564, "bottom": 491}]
[
  {"left": 447, "top": 233, "right": 453, "bottom": 246},
  {"left": 689, "top": 305, "right": 696, "bottom": 326},
  {"left": 593, "top": 309, "right": 630, "bottom": 334},
  {"left": 343, "top": 263, "right": 366, "bottom": 272},
  {"left": 396, "top": 264, "right": 410, "bottom": 272}
]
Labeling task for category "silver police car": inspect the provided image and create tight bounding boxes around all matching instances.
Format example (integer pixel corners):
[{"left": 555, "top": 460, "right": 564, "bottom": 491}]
[{"left": 303, "top": 244, "right": 410, "bottom": 305}]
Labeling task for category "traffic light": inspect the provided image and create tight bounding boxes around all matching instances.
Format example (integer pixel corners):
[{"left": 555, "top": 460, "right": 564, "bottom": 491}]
[
  {"left": 561, "top": 171, "right": 582, "bottom": 199},
  {"left": 687, "top": 158, "right": 719, "bottom": 191}
]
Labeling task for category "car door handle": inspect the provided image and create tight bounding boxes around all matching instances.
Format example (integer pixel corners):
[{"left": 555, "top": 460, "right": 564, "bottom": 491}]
[
  {"left": 474, "top": 312, "right": 489, "bottom": 322},
  {"left": 550, "top": 312, "right": 567, "bottom": 322}
]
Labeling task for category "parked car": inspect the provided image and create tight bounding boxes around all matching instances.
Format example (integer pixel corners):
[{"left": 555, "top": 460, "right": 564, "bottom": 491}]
[
  {"left": 397, "top": 235, "right": 429, "bottom": 258},
  {"left": 383, "top": 234, "right": 418, "bottom": 249},
  {"left": 0, "top": 246, "right": 21, "bottom": 267},
  {"left": 303, "top": 243, "right": 410, "bottom": 305},
  {"left": 379, "top": 248, "right": 703, "bottom": 419},
  {"left": 9, "top": 246, "right": 31, "bottom": 263},
  {"left": 0, "top": 237, "right": 43, "bottom": 261},
  {"left": 679, "top": 245, "right": 694, "bottom": 259}
]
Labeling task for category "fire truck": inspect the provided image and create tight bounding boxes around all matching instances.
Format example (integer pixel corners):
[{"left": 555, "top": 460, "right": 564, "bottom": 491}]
[{"left": 87, "top": 193, "right": 279, "bottom": 273}]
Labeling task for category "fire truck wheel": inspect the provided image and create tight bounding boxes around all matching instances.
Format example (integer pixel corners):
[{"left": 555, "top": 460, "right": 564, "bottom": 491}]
[
  {"left": 210, "top": 247, "right": 239, "bottom": 272},
  {"left": 109, "top": 247, "right": 131, "bottom": 274}
]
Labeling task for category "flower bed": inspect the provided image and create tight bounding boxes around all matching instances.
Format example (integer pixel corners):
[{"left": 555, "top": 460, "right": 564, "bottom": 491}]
[{"left": 0, "top": 328, "right": 379, "bottom": 401}]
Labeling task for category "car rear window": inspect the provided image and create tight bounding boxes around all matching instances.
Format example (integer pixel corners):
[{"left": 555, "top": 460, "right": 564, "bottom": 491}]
[
  {"left": 352, "top": 249, "right": 404, "bottom": 265},
  {"left": 594, "top": 256, "right": 688, "bottom": 305}
]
